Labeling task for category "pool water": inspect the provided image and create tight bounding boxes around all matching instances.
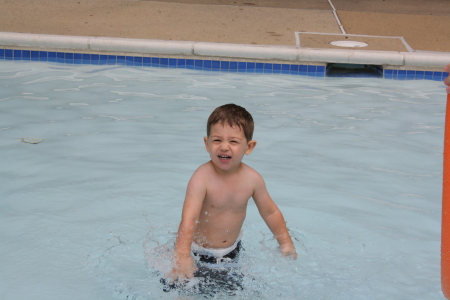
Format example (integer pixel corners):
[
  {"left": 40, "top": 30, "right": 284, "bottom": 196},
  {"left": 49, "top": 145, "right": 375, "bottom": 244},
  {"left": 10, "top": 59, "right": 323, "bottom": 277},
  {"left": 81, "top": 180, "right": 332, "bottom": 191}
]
[{"left": 0, "top": 60, "right": 447, "bottom": 299}]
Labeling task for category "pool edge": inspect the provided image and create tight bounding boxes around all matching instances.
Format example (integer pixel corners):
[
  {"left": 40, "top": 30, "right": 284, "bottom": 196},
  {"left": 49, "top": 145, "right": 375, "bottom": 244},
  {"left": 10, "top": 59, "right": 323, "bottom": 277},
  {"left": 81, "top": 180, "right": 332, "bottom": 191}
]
[{"left": 0, "top": 32, "right": 449, "bottom": 80}]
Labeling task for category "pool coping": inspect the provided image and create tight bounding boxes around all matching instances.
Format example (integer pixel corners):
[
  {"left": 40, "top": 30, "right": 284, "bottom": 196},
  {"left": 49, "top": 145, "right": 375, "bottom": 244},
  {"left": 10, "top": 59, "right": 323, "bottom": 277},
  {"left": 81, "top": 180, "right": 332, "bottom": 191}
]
[
  {"left": 2, "top": 32, "right": 450, "bottom": 66},
  {"left": 1, "top": 31, "right": 449, "bottom": 80}
]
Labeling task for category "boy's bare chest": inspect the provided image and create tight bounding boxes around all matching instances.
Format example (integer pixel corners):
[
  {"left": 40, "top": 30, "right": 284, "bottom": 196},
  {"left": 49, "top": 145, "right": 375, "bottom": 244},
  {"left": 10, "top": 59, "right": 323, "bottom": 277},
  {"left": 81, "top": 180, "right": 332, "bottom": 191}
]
[{"left": 204, "top": 178, "right": 253, "bottom": 209}]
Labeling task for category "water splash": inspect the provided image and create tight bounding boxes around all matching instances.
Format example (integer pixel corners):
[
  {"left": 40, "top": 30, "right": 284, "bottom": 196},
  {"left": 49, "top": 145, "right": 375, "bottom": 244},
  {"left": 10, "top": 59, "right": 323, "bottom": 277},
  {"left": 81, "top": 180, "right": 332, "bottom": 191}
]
[{"left": 141, "top": 223, "right": 310, "bottom": 299}]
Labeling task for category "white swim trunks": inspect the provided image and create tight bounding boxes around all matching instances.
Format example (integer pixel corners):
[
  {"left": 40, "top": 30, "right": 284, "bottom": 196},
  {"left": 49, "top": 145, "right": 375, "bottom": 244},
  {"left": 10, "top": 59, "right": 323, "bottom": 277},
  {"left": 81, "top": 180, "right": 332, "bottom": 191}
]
[{"left": 191, "top": 231, "right": 243, "bottom": 259}]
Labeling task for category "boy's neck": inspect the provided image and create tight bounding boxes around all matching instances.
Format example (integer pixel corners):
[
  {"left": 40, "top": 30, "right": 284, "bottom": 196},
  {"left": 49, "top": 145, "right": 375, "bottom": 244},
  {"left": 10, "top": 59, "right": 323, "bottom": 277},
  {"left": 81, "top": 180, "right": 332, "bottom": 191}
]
[{"left": 210, "top": 160, "right": 244, "bottom": 176}]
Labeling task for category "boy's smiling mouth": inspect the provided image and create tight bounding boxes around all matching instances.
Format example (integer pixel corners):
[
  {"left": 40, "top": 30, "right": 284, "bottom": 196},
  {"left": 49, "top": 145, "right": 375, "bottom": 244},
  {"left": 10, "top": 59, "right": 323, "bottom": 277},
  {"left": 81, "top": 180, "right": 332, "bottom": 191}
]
[{"left": 218, "top": 155, "right": 232, "bottom": 161}]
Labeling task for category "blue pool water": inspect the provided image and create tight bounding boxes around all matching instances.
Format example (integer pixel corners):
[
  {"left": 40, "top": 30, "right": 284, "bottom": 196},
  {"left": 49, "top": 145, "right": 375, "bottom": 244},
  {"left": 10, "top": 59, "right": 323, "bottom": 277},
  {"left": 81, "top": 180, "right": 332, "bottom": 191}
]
[{"left": 0, "top": 60, "right": 447, "bottom": 299}]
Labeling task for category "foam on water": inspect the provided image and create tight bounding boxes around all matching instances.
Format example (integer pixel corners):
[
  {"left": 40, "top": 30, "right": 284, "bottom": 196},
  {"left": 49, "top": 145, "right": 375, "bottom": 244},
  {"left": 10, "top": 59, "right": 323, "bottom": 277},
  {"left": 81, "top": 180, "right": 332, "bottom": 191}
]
[{"left": 0, "top": 60, "right": 447, "bottom": 299}]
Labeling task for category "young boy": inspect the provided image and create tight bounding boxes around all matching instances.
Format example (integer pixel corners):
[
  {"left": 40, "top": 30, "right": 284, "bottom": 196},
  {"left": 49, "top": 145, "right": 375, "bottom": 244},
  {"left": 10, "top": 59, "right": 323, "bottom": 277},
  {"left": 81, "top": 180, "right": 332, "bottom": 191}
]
[{"left": 167, "top": 103, "right": 297, "bottom": 287}]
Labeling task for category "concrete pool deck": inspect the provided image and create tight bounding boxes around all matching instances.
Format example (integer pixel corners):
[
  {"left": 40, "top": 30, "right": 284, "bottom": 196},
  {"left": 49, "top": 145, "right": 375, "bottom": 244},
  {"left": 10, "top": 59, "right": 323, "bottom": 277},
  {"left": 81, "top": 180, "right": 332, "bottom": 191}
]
[{"left": 1, "top": 0, "right": 450, "bottom": 70}]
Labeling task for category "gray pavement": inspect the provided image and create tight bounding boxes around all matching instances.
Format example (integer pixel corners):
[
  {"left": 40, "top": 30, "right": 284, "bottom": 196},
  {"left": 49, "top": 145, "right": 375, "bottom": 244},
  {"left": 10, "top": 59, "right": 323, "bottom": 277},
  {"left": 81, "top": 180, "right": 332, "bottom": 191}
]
[{"left": 0, "top": 0, "right": 449, "bottom": 53}]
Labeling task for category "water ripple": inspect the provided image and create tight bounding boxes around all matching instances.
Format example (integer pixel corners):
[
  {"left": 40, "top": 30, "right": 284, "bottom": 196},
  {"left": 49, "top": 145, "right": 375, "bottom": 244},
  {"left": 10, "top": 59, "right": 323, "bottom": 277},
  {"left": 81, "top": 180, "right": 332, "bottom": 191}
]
[
  {"left": 23, "top": 75, "right": 83, "bottom": 85},
  {"left": 111, "top": 91, "right": 209, "bottom": 101},
  {"left": 0, "top": 95, "right": 49, "bottom": 101},
  {"left": 97, "top": 115, "right": 154, "bottom": 121}
]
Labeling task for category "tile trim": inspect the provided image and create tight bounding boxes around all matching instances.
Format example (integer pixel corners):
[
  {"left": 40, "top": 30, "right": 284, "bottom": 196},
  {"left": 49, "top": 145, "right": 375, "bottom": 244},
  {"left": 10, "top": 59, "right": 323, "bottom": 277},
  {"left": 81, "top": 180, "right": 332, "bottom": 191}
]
[
  {"left": 0, "top": 48, "right": 327, "bottom": 77},
  {"left": 0, "top": 48, "right": 448, "bottom": 80}
]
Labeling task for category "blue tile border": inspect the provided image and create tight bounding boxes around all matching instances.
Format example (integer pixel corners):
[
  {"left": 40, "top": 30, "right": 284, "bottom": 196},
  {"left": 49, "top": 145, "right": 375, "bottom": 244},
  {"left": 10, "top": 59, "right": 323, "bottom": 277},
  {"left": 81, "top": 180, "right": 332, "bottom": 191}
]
[
  {"left": 383, "top": 68, "right": 448, "bottom": 81},
  {"left": 0, "top": 48, "right": 447, "bottom": 80}
]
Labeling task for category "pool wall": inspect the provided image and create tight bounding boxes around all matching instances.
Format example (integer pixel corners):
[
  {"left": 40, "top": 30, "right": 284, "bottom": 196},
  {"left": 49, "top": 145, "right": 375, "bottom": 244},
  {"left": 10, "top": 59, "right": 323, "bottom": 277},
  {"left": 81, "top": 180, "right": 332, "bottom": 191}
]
[{"left": 1, "top": 32, "right": 449, "bottom": 81}]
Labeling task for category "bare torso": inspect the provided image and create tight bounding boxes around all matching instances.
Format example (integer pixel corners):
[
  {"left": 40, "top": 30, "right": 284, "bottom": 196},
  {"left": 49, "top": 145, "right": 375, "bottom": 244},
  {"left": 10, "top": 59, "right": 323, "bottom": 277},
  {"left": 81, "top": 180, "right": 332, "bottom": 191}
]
[{"left": 193, "top": 161, "right": 255, "bottom": 249}]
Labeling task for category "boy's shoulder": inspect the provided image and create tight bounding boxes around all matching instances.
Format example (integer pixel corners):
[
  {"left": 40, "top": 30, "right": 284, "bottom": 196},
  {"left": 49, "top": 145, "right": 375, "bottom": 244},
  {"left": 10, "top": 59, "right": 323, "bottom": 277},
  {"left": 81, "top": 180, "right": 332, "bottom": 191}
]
[
  {"left": 240, "top": 163, "right": 265, "bottom": 182},
  {"left": 240, "top": 162, "right": 258, "bottom": 174},
  {"left": 191, "top": 161, "right": 213, "bottom": 177}
]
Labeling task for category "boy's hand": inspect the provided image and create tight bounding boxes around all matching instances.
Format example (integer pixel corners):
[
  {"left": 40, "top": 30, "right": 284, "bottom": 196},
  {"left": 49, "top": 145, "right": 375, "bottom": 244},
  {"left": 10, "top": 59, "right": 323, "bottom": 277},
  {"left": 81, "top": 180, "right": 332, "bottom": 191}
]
[
  {"left": 279, "top": 242, "right": 298, "bottom": 260},
  {"left": 167, "top": 255, "right": 198, "bottom": 283}
]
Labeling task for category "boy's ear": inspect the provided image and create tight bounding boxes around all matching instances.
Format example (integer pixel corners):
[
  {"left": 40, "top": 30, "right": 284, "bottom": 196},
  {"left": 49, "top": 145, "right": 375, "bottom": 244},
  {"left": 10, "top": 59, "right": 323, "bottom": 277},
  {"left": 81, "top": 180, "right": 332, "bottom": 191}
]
[
  {"left": 245, "top": 140, "right": 257, "bottom": 155},
  {"left": 203, "top": 136, "right": 209, "bottom": 152}
]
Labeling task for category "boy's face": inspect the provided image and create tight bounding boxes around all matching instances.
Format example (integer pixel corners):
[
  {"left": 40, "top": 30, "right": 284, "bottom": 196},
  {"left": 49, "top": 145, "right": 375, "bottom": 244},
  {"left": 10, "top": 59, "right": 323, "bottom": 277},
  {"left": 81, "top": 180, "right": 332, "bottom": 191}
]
[{"left": 204, "top": 123, "right": 256, "bottom": 173}]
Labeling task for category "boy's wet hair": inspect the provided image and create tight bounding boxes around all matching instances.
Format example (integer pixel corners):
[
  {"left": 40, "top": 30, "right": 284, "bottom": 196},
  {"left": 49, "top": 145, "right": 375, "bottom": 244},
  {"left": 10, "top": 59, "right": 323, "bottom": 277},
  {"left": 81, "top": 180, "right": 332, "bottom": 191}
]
[{"left": 207, "top": 104, "right": 254, "bottom": 141}]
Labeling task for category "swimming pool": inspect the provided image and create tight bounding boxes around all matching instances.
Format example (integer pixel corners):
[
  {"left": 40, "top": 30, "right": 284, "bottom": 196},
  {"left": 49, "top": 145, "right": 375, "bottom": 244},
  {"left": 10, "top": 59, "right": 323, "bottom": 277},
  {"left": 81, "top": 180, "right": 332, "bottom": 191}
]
[{"left": 0, "top": 60, "right": 446, "bottom": 299}]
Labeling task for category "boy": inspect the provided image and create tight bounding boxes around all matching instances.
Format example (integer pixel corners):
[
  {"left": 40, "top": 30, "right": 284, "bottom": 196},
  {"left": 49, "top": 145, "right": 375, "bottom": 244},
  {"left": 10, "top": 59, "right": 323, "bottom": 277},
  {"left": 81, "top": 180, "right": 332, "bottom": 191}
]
[{"left": 167, "top": 103, "right": 297, "bottom": 288}]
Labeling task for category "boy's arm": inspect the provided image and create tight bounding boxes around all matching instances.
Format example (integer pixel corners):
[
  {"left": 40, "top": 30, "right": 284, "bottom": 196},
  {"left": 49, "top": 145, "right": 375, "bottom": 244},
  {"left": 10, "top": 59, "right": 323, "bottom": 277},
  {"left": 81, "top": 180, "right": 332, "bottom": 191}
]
[
  {"left": 169, "top": 169, "right": 207, "bottom": 281},
  {"left": 252, "top": 173, "right": 297, "bottom": 259}
]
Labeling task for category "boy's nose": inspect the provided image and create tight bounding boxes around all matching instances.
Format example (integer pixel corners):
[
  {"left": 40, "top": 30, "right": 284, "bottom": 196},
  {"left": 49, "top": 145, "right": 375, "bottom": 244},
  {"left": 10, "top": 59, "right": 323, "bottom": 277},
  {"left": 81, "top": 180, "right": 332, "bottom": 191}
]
[{"left": 220, "top": 142, "right": 230, "bottom": 151}]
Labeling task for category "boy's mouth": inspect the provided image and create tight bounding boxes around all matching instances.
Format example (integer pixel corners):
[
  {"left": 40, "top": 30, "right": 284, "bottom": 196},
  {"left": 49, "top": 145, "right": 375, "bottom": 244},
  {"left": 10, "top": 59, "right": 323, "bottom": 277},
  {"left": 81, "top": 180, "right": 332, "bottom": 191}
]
[{"left": 218, "top": 155, "right": 232, "bottom": 160}]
